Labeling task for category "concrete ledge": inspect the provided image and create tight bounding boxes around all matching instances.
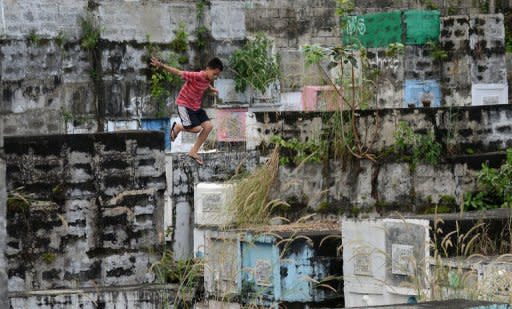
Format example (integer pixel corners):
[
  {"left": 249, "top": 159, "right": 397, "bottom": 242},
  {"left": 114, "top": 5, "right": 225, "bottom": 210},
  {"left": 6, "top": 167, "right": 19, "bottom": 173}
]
[
  {"left": 9, "top": 284, "right": 180, "bottom": 309},
  {"left": 8, "top": 283, "right": 178, "bottom": 297},
  {"left": 4, "top": 131, "right": 165, "bottom": 153}
]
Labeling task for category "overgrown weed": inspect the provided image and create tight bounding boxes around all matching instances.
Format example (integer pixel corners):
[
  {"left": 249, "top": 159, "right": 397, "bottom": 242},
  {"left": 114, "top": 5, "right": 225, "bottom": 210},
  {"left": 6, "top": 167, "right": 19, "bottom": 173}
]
[{"left": 227, "top": 147, "right": 289, "bottom": 227}]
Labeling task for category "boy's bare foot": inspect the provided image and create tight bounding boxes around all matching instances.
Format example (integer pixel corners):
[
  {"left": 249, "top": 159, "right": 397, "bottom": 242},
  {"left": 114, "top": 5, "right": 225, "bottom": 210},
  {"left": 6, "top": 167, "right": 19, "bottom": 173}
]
[
  {"left": 187, "top": 153, "right": 204, "bottom": 165},
  {"left": 170, "top": 122, "right": 178, "bottom": 142}
]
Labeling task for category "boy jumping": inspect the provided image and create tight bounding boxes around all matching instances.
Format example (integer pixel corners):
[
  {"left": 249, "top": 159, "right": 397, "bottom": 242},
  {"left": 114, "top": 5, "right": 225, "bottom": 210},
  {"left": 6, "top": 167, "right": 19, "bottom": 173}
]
[{"left": 150, "top": 56, "right": 223, "bottom": 165}]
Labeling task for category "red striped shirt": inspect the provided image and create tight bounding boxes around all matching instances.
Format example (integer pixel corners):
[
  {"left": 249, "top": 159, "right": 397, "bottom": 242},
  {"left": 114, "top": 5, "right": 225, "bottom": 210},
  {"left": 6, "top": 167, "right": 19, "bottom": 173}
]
[{"left": 176, "top": 71, "right": 210, "bottom": 111}]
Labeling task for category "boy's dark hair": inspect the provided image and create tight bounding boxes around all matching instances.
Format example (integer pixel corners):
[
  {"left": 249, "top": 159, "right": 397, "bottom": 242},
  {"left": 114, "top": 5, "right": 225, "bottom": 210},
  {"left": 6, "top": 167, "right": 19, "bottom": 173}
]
[{"left": 207, "top": 57, "right": 224, "bottom": 71}]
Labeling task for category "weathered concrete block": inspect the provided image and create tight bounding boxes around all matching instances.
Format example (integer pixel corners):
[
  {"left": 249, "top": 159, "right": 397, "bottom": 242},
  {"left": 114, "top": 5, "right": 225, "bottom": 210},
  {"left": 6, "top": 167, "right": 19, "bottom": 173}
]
[
  {"left": 216, "top": 108, "right": 247, "bottom": 142},
  {"left": 102, "top": 253, "right": 156, "bottom": 286},
  {"left": 472, "top": 83, "right": 508, "bottom": 105},
  {"left": 279, "top": 50, "right": 305, "bottom": 91},
  {"left": 5, "top": 132, "right": 166, "bottom": 291},
  {"left": 355, "top": 161, "right": 375, "bottom": 207},
  {"left": 376, "top": 163, "right": 412, "bottom": 205},
  {"left": 210, "top": 1, "right": 246, "bottom": 40},
  {"left": 359, "top": 298, "right": 510, "bottom": 308},
  {"left": 367, "top": 48, "right": 405, "bottom": 108},
  {"left": 0, "top": 156, "right": 7, "bottom": 308},
  {"left": 99, "top": 2, "right": 174, "bottom": 43},
  {"left": 279, "top": 91, "right": 303, "bottom": 111},
  {"left": 414, "top": 164, "right": 456, "bottom": 204},
  {"left": 2, "top": 0, "right": 87, "bottom": 39},
  {"left": 343, "top": 218, "right": 429, "bottom": 307},
  {"left": 215, "top": 79, "right": 249, "bottom": 104},
  {"left": 170, "top": 152, "right": 259, "bottom": 259},
  {"left": 404, "top": 45, "right": 440, "bottom": 81},
  {"left": 470, "top": 14, "right": 507, "bottom": 84},
  {"left": 173, "top": 200, "right": 193, "bottom": 260},
  {"left": 404, "top": 80, "right": 441, "bottom": 107},
  {"left": 9, "top": 284, "right": 178, "bottom": 309},
  {"left": 1, "top": 40, "right": 55, "bottom": 81}
]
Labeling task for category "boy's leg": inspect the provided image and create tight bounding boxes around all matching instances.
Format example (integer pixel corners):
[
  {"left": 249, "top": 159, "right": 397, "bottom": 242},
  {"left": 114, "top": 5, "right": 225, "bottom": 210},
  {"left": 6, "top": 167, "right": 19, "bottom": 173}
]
[
  {"left": 177, "top": 107, "right": 212, "bottom": 164},
  {"left": 171, "top": 122, "right": 184, "bottom": 141},
  {"left": 189, "top": 120, "right": 213, "bottom": 156},
  {"left": 183, "top": 125, "right": 202, "bottom": 134}
]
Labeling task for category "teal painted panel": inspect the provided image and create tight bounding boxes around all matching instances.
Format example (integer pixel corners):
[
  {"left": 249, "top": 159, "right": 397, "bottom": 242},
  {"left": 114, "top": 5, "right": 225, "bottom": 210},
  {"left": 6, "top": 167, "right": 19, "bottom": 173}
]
[
  {"left": 405, "top": 10, "right": 440, "bottom": 45},
  {"left": 241, "top": 234, "right": 281, "bottom": 304},
  {"left": 240, "top": 233, "right": 342, "bottom": 304},
  {"left": 280, "top": 242, "right": 315, "bottom": 302},
  {"left": 343, "top": 11, "right": 402, "bottom": 48}
]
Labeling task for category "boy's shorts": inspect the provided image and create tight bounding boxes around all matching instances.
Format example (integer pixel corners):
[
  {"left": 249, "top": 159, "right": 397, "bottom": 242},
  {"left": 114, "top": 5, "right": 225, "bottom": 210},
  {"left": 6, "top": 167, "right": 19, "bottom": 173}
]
[{"left": 177, "top": 105, "right": 210, "bottom": 129}]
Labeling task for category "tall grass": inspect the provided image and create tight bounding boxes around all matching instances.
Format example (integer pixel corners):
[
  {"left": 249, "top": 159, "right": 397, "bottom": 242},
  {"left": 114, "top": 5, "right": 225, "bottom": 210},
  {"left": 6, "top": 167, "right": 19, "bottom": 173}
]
[
  {"left": 228, "top": 147, "right": 288, "bottom": 227},
  {"left": 150, "top": 250, "right": 203, "bottom": 308},
  {"left": 413, "top": 214, "right": 512, "bottom": 303}
]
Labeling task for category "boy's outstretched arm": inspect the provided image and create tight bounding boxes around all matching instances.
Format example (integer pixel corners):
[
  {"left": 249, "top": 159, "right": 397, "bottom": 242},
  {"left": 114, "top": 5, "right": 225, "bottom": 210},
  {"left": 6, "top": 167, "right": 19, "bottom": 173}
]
[{"left": 150, "top": 56, "right": 183, "bottom": 77}]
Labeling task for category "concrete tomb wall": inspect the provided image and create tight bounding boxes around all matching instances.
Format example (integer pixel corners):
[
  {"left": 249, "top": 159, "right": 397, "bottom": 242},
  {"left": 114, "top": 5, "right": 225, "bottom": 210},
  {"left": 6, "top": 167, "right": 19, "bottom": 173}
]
[{"left": 3, "top": 132, "right": 168, "bottom": 307}]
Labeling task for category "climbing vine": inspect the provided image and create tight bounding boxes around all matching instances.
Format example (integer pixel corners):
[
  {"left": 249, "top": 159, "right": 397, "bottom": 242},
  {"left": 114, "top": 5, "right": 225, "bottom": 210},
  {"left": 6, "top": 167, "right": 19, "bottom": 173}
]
[
  {"left": 79, "top": 11, "right": 105, "bottom": 132},
  {"left": 148, "top": 47, "right": 184, "bottom": 117},
  {"left": 505, "top": 11, "right": 512, "bottom": 53},
  {"left": 192, "top": 0, "right": 212, "bottom": 66},
  {"left": 148, "top": 24, "right": 189, "bottom": 117},
  {"left": 169, "top": 23, "right": 189, "bottom": 56},
  {"left": 79, "top": 14, "right": 101, "bottom": 50}
]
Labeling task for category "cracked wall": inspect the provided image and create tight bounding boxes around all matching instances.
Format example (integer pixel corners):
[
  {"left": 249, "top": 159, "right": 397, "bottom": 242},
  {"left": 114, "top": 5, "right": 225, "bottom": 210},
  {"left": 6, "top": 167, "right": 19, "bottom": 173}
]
[
  {"left": 249, "top": 105, "right": 512, "bottom": 211},
  {"left": 4, "top": 132, "right": 166, "bottom": 295}
]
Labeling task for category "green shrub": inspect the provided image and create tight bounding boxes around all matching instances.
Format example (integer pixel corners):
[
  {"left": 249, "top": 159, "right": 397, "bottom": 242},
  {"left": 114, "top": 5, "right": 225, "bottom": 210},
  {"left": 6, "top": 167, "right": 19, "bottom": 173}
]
[
  {"left": 426, "top": 41, "right": 448, "bottom": 62},
  {"left": 465, "top": 149, "right": 512, "bottom": 211},
  {"left": 228, "top": 147, "right": 288, "bottom": 227},
  {"left": 196, "top": 0, "right": 210, "bottom": 20},
  {"left": 271, "top": 135, "right": 326, "bottom": 166},
  {"left": 150, "top": 52, "right": 184, "bottom": 117},
  {"left": 194, "top": 26, "right": 209, "bottom": 49},
  {"left": 150, "top": 250, "right": 203, "bottom": 307},
  {"left": 79, "top": 14, "right": 101, "bottom": 50},
  {"left": 42, "top": 252, "right": 56, "bottom": 264},
  {"left": 394, "top": 121, "right": 442, "bottom": 169},
  {"left": 169, "top": 23, "right": 188, "bottom": 53},
  {"left": 26, "top": 29, "right": 41, "bottom": 45},
  {"left": 229, "top": 33, "right": 280, "bottom": 93},
  {"left": 303, "top": 44, "right": 328, "bottom": 66},
  {"left": 55, "top": 31, "right": 68, "bottom": 48}
]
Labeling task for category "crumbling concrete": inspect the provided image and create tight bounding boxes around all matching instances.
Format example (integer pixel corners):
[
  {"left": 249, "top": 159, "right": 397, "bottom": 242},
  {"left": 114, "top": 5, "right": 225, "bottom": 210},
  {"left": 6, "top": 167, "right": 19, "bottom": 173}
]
[
  {"left": 0, "top": 0, "right": 507, "bottom": 136},
  {"left": 9, "top": 284, "right": 178, "bottom": 309},
  {"left": 0, "top": 117, "right": 8, "bottom": 309},
  {"left": 249, "top": 106, "right": 512, "bottom": 211},
  {"left": 170, "top": 151, "right": 259, "bottom": 259},
  {"left": 4, "top": 132, "right": 166, "bottom": 292}
]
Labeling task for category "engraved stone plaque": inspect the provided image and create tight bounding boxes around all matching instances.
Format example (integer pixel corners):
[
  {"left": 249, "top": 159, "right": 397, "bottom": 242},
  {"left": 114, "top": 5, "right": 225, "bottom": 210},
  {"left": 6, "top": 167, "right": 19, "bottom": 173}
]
[
  {"left": 482, "top": 95, "right": 500, "bottom": 105},
  {"left": 255, "top": 259, "right": 272, "bottom": 287},
  {"left": 392, "top": 244, "right": 414, "bottom": 276},
  {"left": 354, "top": 248, "right": 372, "bottom": 276},
  {"left": 203, "top": 193, "right": 223, "bottom": 212}
]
